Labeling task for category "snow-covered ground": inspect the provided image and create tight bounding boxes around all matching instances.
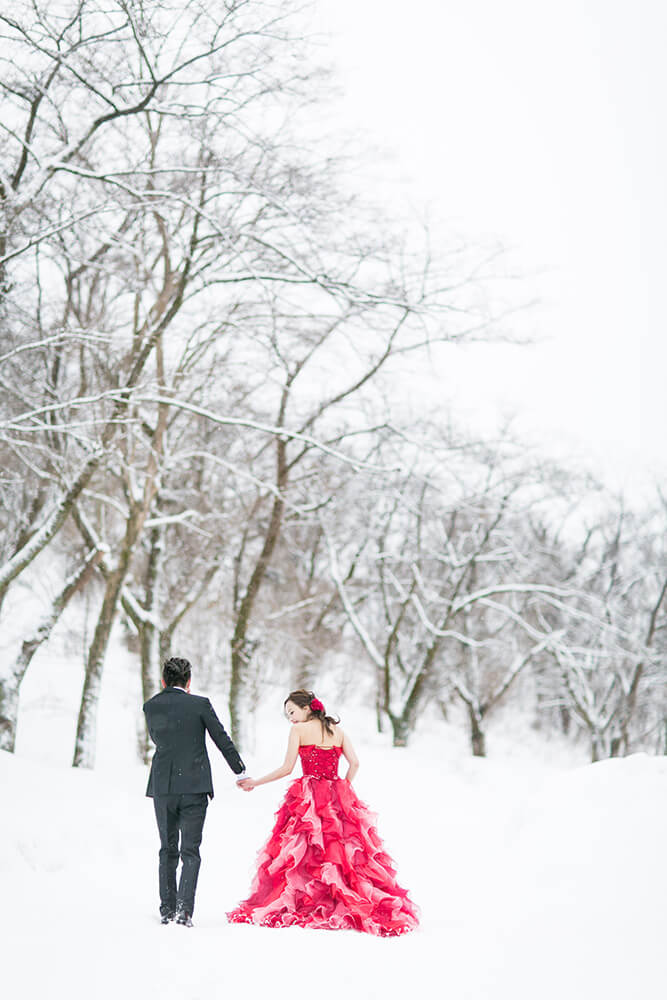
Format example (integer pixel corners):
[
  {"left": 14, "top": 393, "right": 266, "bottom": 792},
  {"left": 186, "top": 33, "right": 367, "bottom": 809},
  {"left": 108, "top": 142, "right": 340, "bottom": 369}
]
[{"left": 4, "top": 640, "right": 667, "bottom": 999}]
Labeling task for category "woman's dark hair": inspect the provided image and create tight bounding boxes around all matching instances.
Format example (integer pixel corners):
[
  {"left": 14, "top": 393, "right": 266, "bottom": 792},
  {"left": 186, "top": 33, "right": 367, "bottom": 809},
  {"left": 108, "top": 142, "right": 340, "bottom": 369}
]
[
  {"left": 162, "top": 657, "right": 192, "bottom": 688},
  {"left": 284, "top": 689, "right": 340, "bottom": 736}
]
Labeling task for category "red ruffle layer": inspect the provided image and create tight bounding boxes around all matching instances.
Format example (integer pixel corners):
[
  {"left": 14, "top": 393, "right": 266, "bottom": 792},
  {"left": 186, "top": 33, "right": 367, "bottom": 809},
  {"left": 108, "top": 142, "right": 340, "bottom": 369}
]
[{"left": 227, "top": 776, "right": 419, "bottom": 936}]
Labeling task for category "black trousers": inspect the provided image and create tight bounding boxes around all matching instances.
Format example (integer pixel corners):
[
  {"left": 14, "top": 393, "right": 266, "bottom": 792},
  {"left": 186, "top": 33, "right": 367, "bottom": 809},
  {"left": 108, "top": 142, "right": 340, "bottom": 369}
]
[{"left": 153, "top": 793, "right": 209, "bottom": 917}]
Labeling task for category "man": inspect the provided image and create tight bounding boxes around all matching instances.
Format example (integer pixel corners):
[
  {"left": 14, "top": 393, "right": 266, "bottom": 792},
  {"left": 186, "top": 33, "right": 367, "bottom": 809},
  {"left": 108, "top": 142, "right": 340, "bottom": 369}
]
[{"left": 143, "top": 656, "right": 246, "bottom": 927}]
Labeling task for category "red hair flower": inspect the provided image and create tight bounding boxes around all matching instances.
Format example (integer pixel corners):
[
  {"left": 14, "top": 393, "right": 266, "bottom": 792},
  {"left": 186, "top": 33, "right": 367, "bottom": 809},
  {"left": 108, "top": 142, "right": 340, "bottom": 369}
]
[{"left": 310, "top": 698, "right": 325, "bottom": 713}]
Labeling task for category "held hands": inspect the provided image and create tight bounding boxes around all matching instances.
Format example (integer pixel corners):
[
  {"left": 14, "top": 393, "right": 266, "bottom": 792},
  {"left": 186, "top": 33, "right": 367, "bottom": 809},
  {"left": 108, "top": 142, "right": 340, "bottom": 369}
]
[{"left": 236, "top": 776, "right": 256, "bottom": 791}]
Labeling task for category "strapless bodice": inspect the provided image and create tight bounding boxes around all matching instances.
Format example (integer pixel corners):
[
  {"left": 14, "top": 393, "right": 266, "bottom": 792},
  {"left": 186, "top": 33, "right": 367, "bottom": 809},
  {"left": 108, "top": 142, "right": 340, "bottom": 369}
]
[{"left": 298, "top": 744, "right": 342, "bottom": 780}]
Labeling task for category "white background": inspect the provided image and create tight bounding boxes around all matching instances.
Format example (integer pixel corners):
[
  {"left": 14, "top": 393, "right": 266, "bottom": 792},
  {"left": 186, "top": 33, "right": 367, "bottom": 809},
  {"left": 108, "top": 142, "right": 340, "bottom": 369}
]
[{"left": 313, "top": 0, "right": 667, "bottom": 495}]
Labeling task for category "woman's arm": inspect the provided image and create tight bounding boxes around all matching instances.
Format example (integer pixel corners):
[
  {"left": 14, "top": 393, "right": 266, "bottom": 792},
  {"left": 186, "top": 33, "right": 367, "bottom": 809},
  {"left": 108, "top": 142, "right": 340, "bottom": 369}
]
[
  {"left": 341, "top": 730, "right": 359, "bottom": 782},
  {"left": 239, "top": 724, "right": 301, "bottom": 790}
]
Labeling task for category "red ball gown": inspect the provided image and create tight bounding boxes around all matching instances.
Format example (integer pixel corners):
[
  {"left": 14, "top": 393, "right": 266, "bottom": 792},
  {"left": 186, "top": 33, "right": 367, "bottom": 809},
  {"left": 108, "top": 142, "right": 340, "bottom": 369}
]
[{"left": 227, "top": 744, "right": 419, "bottom": 936}]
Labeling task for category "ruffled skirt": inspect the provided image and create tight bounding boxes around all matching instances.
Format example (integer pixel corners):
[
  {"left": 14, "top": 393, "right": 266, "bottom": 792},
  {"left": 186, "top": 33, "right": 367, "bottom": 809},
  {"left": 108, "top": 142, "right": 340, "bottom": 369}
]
[{"left": 227, "top": 776, "right": 419, "bottom": 936}]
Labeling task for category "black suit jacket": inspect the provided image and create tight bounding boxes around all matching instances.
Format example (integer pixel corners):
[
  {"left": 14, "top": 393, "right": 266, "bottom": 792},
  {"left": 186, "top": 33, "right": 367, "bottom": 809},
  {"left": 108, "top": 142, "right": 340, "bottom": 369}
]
[{"left": 143, "top": 687, "right": 245, "bottom": 798}]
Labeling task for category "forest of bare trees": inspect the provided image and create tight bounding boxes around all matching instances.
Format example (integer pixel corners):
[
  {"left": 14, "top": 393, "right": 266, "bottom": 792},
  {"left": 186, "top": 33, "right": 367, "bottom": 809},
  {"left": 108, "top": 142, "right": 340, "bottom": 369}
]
[{"left": 1, "top": 0, "right": 665, "bottom": 767}]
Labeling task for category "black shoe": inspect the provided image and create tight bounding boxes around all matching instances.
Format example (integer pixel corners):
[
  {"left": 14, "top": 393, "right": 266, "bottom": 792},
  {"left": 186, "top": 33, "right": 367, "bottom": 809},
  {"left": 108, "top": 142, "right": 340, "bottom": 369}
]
[
  {"left": 160, "top": 912, "right": 176, "bottom": 925},
  {"left": 176, "top": 911, "right": 193, "bottom": 927}
]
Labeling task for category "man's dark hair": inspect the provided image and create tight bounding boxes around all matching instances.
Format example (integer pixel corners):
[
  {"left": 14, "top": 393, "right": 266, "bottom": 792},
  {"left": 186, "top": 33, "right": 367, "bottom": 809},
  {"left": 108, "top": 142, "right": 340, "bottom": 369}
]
[{"left": 162, "top": 657, "right": 192, "bottom": 688}]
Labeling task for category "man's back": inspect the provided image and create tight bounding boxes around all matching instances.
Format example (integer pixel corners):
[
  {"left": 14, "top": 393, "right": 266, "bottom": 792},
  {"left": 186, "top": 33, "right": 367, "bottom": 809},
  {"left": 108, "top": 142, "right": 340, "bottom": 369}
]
[{"left": 144, "top": 687, "right": 244, "bottom": 797}]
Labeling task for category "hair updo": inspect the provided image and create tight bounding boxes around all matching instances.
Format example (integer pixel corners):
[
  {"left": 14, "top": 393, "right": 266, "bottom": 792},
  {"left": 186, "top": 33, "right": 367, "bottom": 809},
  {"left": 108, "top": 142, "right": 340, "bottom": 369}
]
[
  {"left": 162, "top": 656, "right": 191, "bottom": 688},
  {"left": 284, "top": 689, "right": 340, "bottom": 736}
]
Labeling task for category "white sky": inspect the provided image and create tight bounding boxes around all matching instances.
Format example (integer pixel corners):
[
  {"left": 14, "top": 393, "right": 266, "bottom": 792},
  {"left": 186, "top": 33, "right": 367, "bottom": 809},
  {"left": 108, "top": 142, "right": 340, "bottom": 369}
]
[{"left": 313, "top": 0, "right": 667, "bottom": 497}]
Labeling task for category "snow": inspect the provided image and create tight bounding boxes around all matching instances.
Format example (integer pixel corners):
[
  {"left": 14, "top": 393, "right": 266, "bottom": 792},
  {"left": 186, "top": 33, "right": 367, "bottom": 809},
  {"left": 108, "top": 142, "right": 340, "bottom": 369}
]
[{"left": 4, "top": 648, "right": 667, "bottom": 999}]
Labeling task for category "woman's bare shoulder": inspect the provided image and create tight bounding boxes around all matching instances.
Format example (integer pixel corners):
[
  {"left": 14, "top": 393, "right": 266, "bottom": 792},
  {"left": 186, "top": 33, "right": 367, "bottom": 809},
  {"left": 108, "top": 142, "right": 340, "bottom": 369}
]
[
  {"left": 294, "top": 720, "right": 319, "bottom": 741},
  {"left": 330, "top": 723, "right": 345, "bottom": 747},
  {"left": 339, "top": 727, "right": 358, "bottom": 749}
]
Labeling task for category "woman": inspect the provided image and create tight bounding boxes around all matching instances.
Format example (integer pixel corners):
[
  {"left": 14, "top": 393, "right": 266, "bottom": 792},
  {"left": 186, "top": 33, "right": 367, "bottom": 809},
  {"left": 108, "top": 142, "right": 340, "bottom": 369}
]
[{"left": 227, "top": 689, "right": 419, "bottom": 936}]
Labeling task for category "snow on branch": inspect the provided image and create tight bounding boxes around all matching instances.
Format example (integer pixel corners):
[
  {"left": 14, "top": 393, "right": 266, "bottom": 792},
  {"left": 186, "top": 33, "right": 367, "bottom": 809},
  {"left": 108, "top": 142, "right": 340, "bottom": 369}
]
[
  {"left": 323, "top": 526, "right": 384, "bottom": 670},
  {"left": 134, "top": 394, "right": 403, "bottom": 475},
  {"left": 0, "top": 331, "right": 110, "bottom": 367}
]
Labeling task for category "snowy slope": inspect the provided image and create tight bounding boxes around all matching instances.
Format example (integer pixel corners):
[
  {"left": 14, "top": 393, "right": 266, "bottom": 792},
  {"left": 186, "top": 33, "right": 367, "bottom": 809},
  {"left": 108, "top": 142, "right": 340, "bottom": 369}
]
[
  {"left": 4, "top": 726, "right": 667, "bottom": 1000},
  {"left": 4, "top": 625, "right": 666, "bottom": 998}
]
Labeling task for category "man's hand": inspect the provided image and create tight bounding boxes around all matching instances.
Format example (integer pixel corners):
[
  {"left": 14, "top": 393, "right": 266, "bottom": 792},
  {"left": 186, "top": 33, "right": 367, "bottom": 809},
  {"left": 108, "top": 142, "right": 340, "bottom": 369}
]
[{"left": 236, "top": 776, "right": 256, "bottom": 791}]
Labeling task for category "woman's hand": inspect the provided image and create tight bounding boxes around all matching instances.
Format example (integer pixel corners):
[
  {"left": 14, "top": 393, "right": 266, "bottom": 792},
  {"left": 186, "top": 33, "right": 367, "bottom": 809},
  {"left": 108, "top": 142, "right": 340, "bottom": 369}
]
[
  {"left": 236, "top": 728, "right": 300, "bottom": 791},
  {"left": 237, "top": 777, "right": 256, "bottom": 791}
]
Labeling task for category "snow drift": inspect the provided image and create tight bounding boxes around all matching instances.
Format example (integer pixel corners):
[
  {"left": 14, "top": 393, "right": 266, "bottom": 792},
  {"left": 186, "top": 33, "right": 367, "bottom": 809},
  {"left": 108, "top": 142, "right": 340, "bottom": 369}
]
[{"left": 3, "top": 740, "right": 667, "bottom": 1000}]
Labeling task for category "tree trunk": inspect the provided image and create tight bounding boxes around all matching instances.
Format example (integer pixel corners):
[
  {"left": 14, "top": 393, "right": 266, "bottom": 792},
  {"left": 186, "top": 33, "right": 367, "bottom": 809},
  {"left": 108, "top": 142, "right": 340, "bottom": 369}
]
[
  {"left": 617, "top": 577, "right": 667, "bottom": 753},
  {"left": 229, "top": 638, "right": 259, "bottom": 754},
  {"left": 0, "top": 676, "right": 21, "bottom": 753},
  {"left": 468, "top": 703, "right": 486, "bottom": 757},
  {"left": 292, "top": 656, "right": 314, "bottom": 690},
  {"left": 73, "top": 565, "right": 126, "bottom": 768},
  {"left": 138, "top": 623, "right": 161, "bottom": 764},
  {"left": 559, "top": 705, "right": 571, "bottom": 735},
  {"left": 138, "top": 525, "right": 163, "bottom": 763},
  {"left": 0, "top": 548, "right": 102, "bottom": 752},
  {"left": 229, "top": 435, "right": 287, "bottom": 750},
  {"left": 591, "top": 734, "right": 602, "bottom": 763},
  {"left": 73, "top": 358, "right": 169, "bottom": 768},
  {"left": 382, "top": 641, "right": 440, "bottom": 750},
  {"left": 73, "top": 514, "right": 143, "bottom": 768},
  {"left": 388, "top": 712, "right": 411, "bottom": 747}
]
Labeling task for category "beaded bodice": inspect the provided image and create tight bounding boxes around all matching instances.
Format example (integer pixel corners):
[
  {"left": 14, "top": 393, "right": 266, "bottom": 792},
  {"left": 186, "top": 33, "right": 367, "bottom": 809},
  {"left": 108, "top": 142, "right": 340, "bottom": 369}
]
[{"left": 299, "top": 744, "right": 342, "bottom": 780}]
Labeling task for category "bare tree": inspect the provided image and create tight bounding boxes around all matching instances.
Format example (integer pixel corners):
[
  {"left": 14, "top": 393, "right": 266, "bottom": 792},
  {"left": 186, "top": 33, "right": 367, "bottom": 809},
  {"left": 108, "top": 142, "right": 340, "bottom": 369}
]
[
  {"left": 0, "top": 0, "right": 535, "bottom": 765},
  {"left": 0, "top": 0, "right": 311, "bottom": 603},
  {"left": 327, "top": 437, "right": 589, "bottom": 750},
  {"left": 539, "top": 497, "right": 667, "bottom": 760}
]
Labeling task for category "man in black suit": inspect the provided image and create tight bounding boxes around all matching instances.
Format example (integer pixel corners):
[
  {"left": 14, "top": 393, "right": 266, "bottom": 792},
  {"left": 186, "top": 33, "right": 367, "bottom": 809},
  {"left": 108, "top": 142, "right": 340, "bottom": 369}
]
[{"left": 143, "top": 656, "right": 246, "bottom": 927}]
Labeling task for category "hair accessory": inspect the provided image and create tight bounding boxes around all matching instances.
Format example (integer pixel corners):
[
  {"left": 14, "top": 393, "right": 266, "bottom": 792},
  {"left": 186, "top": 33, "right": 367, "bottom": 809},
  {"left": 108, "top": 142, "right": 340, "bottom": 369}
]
[{"left": 309, "top": 698, "right": 325, "bottom": 713}]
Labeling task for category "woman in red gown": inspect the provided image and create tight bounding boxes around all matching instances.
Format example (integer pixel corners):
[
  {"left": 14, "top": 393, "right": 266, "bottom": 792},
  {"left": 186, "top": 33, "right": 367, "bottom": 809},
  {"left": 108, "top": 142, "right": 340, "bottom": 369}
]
[{"left": 227, "top": 690, "right": 419, "bottom": 936}]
